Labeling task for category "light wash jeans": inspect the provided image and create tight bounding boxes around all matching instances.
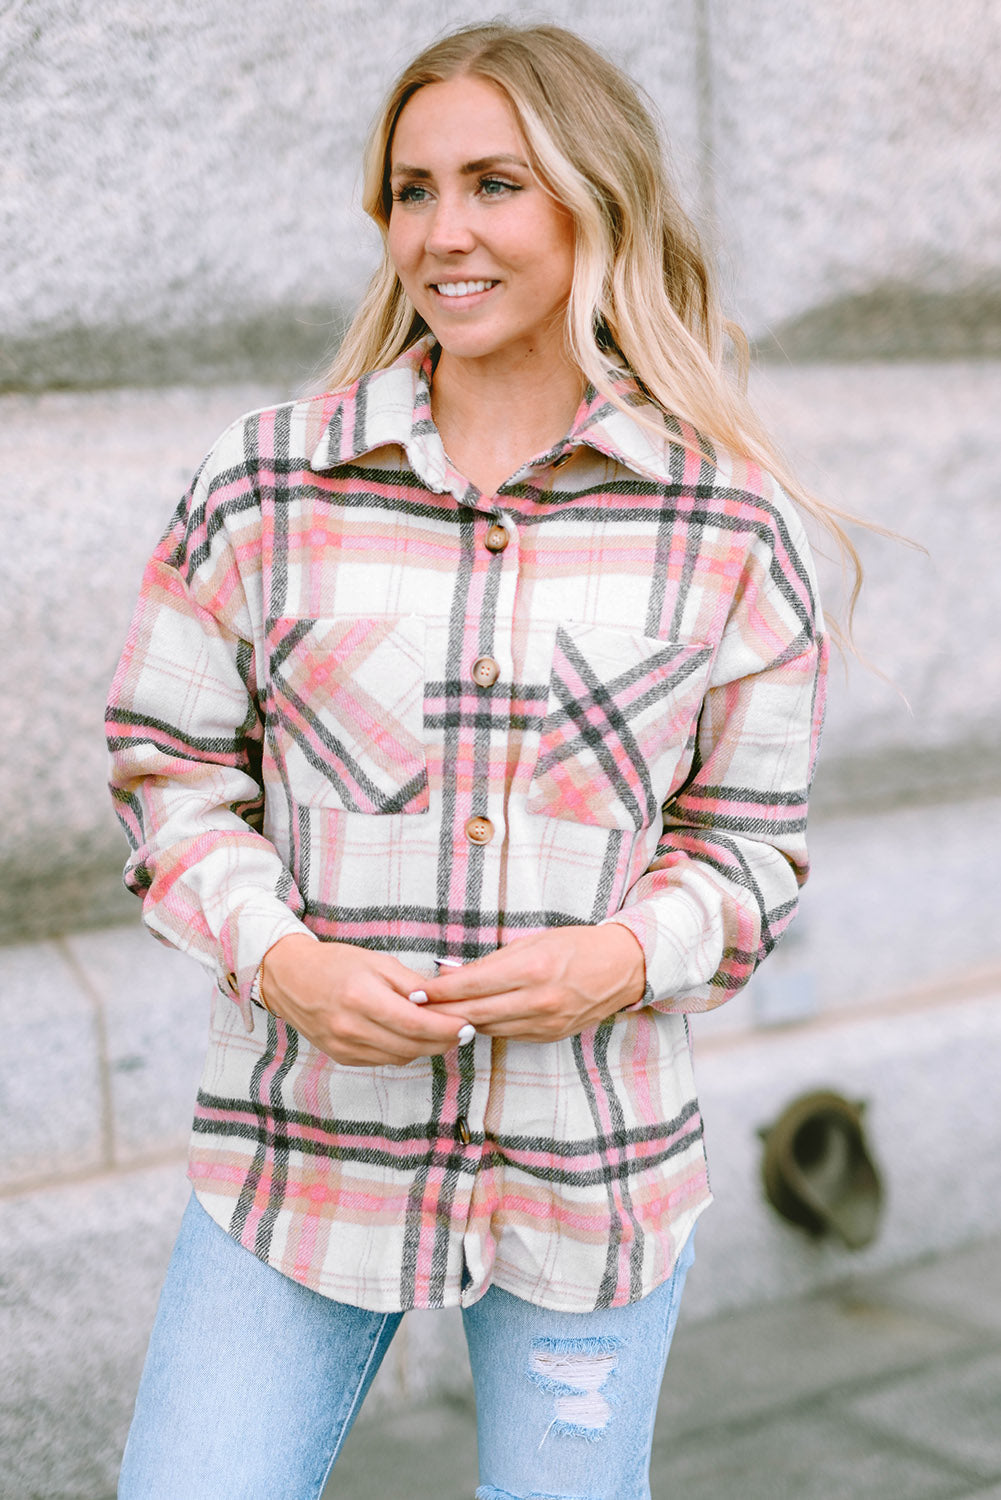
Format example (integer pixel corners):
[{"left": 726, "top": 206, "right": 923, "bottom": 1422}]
[{"left": 118, "top": 1194, "right": 694, "bottom": 1500}]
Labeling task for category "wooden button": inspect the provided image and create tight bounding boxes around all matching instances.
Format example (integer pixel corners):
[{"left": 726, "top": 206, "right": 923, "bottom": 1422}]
[
  {"left": 464, "top": 815, "right": 494, "bottom": 845},
  {"left": 472, "top": 656, "right": 500, "bottom": 688},
  {"left": 484, "top": 523, "right": 509, "bottom": 552},
  {"left": 457, "top": 1115, "right": 472, "bottom": 1146},
  {"left": 225, "top": 972, "right": 239, "bottom": 996}
]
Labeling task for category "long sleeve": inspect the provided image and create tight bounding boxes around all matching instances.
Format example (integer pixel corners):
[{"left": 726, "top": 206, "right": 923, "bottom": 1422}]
[
  {"left": 106, "top": 435, "right": 315, "bottom": 1029},
  {"left": 605, "top": 490, "right": 829, "bottom": 1013}
]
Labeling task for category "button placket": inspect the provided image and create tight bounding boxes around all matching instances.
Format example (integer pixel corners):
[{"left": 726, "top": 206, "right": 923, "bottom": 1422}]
[{"left": 461, "top": 512, "right": 516, "bottom": 870}]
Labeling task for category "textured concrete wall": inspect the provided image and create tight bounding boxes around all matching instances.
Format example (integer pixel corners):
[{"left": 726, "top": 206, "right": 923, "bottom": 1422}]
[
  {"left": 0, "top": 0, "right": 702, "bottom": 390},
  {"left": 754, "top": 362, "right": 1001, "bottom": 809},
  {"left": 708, "top": 0, "right": 1001, "bottom": 355},
  {"left": 3, "top": 0, "right": 999, "bottom": 927},
  {"left": 3, "top": 2, "right": 1001, "bottom": 1493},
  {"left": 4, "top": 0, "right": 997, "bottom": 388}
]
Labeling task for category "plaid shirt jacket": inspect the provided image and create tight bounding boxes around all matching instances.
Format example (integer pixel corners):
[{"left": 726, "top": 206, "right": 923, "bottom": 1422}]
[{"left": 107, "top": 339, "right": 827, "bottom": 1312}]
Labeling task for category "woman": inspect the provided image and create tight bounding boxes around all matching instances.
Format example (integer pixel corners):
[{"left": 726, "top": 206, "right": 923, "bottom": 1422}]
[{"left": 109, "top": 22, "right": 835, "bottom": 1500}]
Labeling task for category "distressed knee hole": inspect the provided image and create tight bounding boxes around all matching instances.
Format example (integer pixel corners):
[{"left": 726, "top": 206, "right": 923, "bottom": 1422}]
[{"left": 528, "top": 1335, "right": 622, "bottom": 1442}]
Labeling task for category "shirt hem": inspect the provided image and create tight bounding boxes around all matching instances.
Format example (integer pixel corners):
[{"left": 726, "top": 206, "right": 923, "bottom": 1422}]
[{"left": 188, "top": 1176, "right": 713, "bottom": 1315}]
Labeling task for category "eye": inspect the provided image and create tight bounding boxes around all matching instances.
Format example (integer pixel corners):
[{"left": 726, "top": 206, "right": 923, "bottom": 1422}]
[
  {"left": 392, "top": 182, "right": 432, "bottom": 205},
  {"left": 478, "top": 176, "right": 521, "bottom": 198}
]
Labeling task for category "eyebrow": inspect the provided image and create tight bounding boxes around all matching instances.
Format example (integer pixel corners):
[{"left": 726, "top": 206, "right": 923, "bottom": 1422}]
[{"left": 389, "top": 154, "right": 529, "bottom": 179}]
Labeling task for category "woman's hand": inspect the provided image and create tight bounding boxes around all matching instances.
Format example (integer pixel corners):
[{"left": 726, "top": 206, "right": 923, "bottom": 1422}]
[
  {"left": 259, "top": 935, "right": 474, "bottom": 1067},
  {"left": 417, "top": 924, "right": 647, "bottom": 1043}
]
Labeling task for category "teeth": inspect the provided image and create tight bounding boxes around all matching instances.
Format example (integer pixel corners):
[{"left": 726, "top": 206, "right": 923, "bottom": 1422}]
[{"left": 435, "top": 280, "right": 495, "bottom": 297}]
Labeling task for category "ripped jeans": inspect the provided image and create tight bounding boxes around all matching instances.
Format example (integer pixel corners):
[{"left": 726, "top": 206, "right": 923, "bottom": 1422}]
[{"left": 118, "top": 1194, "right": 694, "bottom": 1500}]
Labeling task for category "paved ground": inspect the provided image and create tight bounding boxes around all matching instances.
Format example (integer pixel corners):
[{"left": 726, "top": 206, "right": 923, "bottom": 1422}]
[{"left": 326, "top": 1234, "right": 1001, "bottom": 1500}]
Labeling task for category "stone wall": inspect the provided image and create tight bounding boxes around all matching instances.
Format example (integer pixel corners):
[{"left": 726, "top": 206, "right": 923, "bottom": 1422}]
[
  {"left": 3, "top": 0, "right": 999, "bottom": 933},
  {"left": 2, "top": 1, "right": 1000, "bottom": 1494},
  {"left": 4, "top": 0, "right": 1001, "bottom": 928}
]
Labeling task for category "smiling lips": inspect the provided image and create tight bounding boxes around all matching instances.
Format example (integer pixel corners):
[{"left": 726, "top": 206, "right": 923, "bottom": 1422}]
[{"left": 432, "top": 279, "right": 499, "bottom": 298}]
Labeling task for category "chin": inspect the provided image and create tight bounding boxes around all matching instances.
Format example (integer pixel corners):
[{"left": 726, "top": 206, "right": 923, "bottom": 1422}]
[
  {"left": 428, "top": 332, "right": 504, "bottom": 362},
  {"left": 428, "top": 322, "right": 536, "bottom": 364}
]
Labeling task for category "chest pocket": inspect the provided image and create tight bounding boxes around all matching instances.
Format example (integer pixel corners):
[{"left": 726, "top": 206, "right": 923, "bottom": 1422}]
[
  {"left": 526, "top": 622, "right": 713, "bottom": 831},
  {"left": 265, "top": 615, "right": 429, "bottom": 815}
]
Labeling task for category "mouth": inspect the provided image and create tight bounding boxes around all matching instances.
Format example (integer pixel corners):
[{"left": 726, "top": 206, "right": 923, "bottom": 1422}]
[{"left": 430, "top": 279, "right": 500, "bottom": 300}]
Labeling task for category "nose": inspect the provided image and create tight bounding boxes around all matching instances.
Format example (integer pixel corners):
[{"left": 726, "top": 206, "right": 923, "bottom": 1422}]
[{"left": 423, "top": 190, "right": 476, "bottom": 257}]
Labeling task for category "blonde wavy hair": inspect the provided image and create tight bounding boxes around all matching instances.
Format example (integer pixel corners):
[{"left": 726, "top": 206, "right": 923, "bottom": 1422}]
[{"left": 326, "top": 21, "right": 865, "bottom": 626}]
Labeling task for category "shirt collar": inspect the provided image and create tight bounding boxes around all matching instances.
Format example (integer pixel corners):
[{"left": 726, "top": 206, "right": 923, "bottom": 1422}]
[
  {"left": 556, "top": 375, "right": 691, "bottom": 487},
  {"left": 309, "top": 335, "right": 687, "bottom": 495}
]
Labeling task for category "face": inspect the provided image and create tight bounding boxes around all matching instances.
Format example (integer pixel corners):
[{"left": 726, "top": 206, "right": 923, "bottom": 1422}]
[{"left": 387, "top": 74, "right": 576, "bottom": 372}]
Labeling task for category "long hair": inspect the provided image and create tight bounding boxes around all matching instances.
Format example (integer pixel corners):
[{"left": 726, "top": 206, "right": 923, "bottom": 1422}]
[{"left": 326, "top": 22, "right": 866, "bottom": 629}]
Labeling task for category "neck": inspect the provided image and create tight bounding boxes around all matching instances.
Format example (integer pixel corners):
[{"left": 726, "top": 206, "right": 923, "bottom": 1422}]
[{"left": 430, "top": 344, "right": 585, "bottom": 497}]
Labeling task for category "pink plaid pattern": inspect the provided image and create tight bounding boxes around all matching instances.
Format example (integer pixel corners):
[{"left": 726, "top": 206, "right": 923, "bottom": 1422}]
[
  {"left": 527, "top": 624, "right": 714, "bottom": 829},
  {"left": 266, "top": 614, "right": 429, "bottom": 814},
  {"left": 107, "top": 338, "right": 827, "bottom": 1312}
]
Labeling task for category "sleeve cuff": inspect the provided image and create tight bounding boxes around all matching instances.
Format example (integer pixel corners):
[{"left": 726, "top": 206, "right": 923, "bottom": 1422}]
[
  {"left": 596, "top": 918, "right": 655, "bottom": 1011},
  {"left": 216, "top": 901, "right": 320, "bottom": 1032},
  {"left": 600, "top": 891, "right": 723, "bottom": 1013}
]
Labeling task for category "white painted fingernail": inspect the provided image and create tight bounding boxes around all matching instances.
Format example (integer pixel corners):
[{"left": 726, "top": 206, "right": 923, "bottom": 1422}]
[
  {"left": 457, "top": 1024, "right": 476, "bottom": 1045},
  {"left": 435, "top": 956, "right": 463, "bottom": 969},
  {"left": 408, "top": 990, "right": 429, "bottom": 1005}
]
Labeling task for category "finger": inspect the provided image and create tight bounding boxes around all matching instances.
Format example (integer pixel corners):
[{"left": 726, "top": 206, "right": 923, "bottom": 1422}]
[
  {"left": 367, "top": 989, "right": 476, "bottom": 1047},
  {"left": 304, "top": 1012, "right": 478, "bottom": 1066},
  {"left": 420, "top": 950, "right": 536, "bottom": 1003},
  {"left": 422, "top": 995, "right": 516, "bottom": 1025},
  {"left": 426, "top": 988, "right": 613, "bottom": 1041},
  {"left": 466, "top": 1014, "right": 601, "bottom": 1043},
  {"left": 422, "top": 989, "right": 551, "bottom": 1031},
  {"left": 286, "top": 979, "right": 474, "bottom": 1060}
]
